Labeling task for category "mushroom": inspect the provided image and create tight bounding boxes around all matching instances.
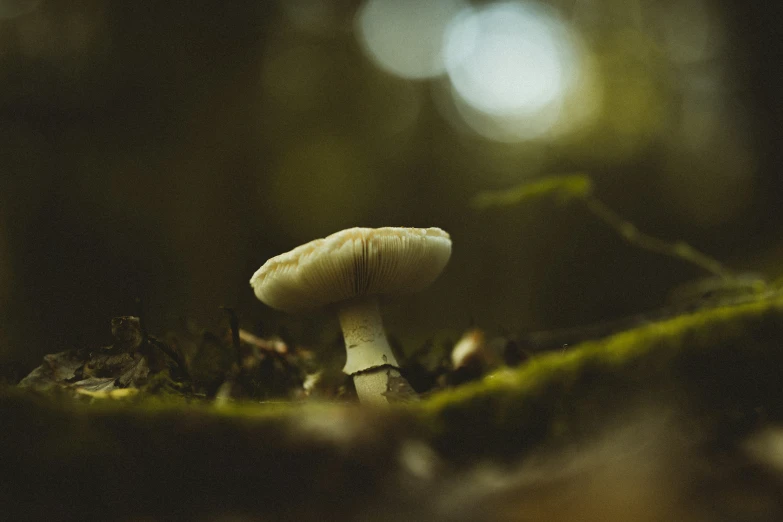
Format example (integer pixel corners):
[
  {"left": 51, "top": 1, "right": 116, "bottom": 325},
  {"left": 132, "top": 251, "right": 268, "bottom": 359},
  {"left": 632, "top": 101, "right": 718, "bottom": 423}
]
[{"left": 250, "top": 227, "right": 452, "bottom": 405}]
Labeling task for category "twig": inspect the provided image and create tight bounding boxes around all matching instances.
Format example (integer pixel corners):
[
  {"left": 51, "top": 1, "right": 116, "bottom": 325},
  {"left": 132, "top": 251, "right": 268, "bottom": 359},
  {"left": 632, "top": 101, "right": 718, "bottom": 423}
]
[
  {"left": 148, "top": 336, "right": 190, "bottom": 380},
  {"left": 583, "top": 196, "right": 735, "bottom": 280},
  {"left": 134, "top": 297, "right": 149, "bottom": 344},
  {"left": 135, "top": 296, "right": 190, "bottom": 381},
  {"left": 220, "top": 306, "right": 242, "bottom": 365}
]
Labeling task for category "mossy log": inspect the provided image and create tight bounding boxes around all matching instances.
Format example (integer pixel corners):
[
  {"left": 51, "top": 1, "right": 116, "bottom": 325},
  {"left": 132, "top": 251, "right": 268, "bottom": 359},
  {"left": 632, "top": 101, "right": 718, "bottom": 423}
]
[{"left": 3, "top": 296, "right": 783, "bottom": 520}]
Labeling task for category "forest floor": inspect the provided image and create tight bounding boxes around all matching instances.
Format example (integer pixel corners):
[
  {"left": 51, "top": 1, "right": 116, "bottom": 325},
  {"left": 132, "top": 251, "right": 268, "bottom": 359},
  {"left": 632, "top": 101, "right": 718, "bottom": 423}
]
[{"left": 4, "top": 292, "right": 783, "bottom": 521}]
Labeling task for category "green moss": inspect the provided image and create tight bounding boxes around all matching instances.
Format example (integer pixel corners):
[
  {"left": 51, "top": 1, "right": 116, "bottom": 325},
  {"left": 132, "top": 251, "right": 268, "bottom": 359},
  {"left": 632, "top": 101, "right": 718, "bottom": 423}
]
[
  {"left": 412, "top": 295, "right": 783, "bottom": 460},
  {"left": 7, "top": 295, "right": 783, "bottom": 439},
  {"left": 471, "top": 174, "right": 592, "bottom": 209},
  {"left": 470, "top": 173, "right": 738, "bottom": 281},
  {"left": 7, "top": 294, "right": 783, "bottom": 445},
  {"left": 4, "top": 294, "right": 783, "bottom": 518},
  {"left": 417, "top": 299, "right": 783, "bottom": 456},
  {"left": 1, "top": 385, "right": 405, "bottom": 521}
]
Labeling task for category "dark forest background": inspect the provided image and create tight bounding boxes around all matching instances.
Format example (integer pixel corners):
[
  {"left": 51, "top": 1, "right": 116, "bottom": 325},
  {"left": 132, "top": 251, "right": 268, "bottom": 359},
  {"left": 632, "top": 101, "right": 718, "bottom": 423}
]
[{"left": 1, "top": 0, "right": 781, "bottom": 380}]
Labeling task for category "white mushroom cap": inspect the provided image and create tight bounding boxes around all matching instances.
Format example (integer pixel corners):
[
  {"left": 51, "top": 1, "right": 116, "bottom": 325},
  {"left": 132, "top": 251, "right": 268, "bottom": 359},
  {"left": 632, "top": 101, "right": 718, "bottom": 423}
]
[{"left": 250, "top": 227, "right": 451, "bottom": 312}]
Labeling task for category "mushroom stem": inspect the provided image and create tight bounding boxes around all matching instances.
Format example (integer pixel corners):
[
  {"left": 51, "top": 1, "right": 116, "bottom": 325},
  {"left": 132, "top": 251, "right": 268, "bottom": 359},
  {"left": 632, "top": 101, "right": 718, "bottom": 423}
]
[
  {"left": 352, "top": 367, "right": 409, "bottom": 405},
  {"left": 338, "top": 297, "right": 415, "bottom": 404}
]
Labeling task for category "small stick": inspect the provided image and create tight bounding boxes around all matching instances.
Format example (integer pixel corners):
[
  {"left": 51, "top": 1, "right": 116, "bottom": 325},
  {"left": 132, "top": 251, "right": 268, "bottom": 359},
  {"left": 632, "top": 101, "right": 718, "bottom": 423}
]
[
  {"left": 135, "top": 296, "right": 190, "bottom": 380},
  {"left": 134, "top": 297, "right": 149, "bottom": 344},
  {"left": 220, "top": 306, "right": 242, "bottom": 366},
  {"left": 583, "top": 197, "right": 735, "bottom": 281}
]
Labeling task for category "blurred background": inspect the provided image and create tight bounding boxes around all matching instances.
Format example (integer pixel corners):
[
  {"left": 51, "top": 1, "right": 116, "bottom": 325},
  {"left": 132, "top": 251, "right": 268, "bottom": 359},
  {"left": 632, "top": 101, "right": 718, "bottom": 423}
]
[{"left": 0, "top": 0, "right": 781, "bottom": 379}]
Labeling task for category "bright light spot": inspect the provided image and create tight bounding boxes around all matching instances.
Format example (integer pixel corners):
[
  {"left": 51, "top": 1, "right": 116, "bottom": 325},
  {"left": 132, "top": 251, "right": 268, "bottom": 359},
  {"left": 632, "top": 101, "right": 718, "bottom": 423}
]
[
  {"left": 442, "top": 2, "right": 595, "bottom": 141},
  {"left": 445, "top": 3, "right": 567, "bottom": 115},
  {"left": 356, "top": 0, "right": 466, "bottom": 80}
]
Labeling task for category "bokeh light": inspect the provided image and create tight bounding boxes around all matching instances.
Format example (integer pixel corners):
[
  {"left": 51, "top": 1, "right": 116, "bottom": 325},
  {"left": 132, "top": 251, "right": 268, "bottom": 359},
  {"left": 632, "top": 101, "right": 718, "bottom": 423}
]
[
  {"left": 655, "top": 0, "right": 722, "bottom": 64},
  {"left": 442, "top": 1, "right": 598, "bottom": 141},
  {"left": 355, "top": 0, "right": 466, "bottom": 80},
  {"left": 444, "top": 2, "right": 568, "bottom": 116},
  {"left": 659, "top": 86, "right": 756, "bottom": 227}
]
